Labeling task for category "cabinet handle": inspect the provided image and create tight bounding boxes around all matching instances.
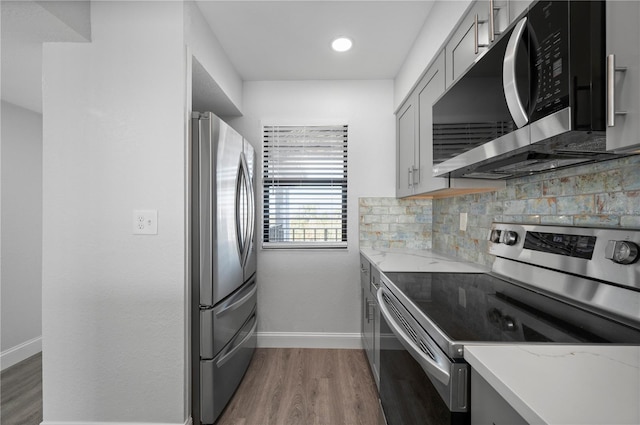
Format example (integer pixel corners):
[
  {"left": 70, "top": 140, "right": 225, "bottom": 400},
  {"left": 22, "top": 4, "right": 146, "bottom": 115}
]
[
  {"left": 607, "top": 54, "right": 628, "bottom": 127},
  {"left": 489, "top": 0, "right": 495, "bottom": 42},
  {"left": 474, "top": 14, "right": 489, "bottom": 54},
  {"left": 367, "top": 301, "right": 375, "bottom": 323},
  {"left": 408, "top": 167, "right": 414, "bottom": 188}
]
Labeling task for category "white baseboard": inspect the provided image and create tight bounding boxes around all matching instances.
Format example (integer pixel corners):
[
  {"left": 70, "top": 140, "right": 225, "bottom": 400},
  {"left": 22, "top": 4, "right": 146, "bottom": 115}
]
[
  {"left": 257, "top": 332, "right": 363, "bottom": 349},
  {"left": 1, "top": 336, "right": 42, "bottom": 371},
  {"left": 42, "top": 420, "right": 191, "bottom": 425}
]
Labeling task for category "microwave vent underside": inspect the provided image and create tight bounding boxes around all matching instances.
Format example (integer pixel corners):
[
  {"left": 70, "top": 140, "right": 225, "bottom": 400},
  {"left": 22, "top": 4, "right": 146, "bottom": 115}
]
[{"left": 433, "top": 122, "right": 515, "bottom": 164}]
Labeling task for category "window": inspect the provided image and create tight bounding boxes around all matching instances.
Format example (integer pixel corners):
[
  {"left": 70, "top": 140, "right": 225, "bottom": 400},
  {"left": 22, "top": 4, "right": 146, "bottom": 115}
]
[{"left": 263, "top": 125, "right": 348, "bottom": 248}]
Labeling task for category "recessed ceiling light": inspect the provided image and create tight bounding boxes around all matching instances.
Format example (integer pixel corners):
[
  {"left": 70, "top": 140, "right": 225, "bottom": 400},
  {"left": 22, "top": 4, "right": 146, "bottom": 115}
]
[{"left": 331, "top": 37, "right": 353, "bottom": 53}]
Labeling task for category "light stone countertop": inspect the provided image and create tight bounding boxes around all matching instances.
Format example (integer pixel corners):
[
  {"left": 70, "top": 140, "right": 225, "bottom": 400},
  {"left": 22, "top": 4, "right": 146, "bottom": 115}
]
[
  {"left": 359, "top": 247, "right": 489, "bottom": 274},
  {"left": 465, "top": 345, "right": 640, "bottom": 425}
]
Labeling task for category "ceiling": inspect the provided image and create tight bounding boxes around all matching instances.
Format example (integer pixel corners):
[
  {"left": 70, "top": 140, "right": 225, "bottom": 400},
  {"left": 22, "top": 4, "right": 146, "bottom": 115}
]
[
  {"left": 1, "top": 1, "right": 435, "bottom": 114},
  {"left": 196, "top": 1, "right": 435, "bottom": 81}
]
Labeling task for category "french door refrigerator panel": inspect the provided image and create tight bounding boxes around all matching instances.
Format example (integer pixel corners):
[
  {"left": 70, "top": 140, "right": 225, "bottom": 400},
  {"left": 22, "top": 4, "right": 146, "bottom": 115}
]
[
  {"left": 193, "top": 112, "right": 258, "bottom": 425},
  {"left": 197, "top": 114, "right": 244, "bottom": 308}
]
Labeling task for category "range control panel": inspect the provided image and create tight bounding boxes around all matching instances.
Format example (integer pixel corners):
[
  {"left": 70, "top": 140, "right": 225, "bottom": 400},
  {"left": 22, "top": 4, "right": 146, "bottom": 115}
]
[{"left": 489, "top": 223, "right": 640, "bottom": 290}]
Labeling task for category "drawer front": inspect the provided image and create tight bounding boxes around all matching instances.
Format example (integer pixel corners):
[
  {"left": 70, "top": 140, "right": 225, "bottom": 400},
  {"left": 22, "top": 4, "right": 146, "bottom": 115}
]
[
  {"left": 200, "top": 312, "right": 257, "bottom": 424},
  {"left": 201, "top": 277, "right": 257, "bottom": 359}
]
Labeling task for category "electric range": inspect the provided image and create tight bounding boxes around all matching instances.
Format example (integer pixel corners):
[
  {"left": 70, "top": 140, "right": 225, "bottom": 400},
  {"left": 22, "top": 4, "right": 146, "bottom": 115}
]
[{"left": 377, "top": 223, "right": 640, "bottom": 425}]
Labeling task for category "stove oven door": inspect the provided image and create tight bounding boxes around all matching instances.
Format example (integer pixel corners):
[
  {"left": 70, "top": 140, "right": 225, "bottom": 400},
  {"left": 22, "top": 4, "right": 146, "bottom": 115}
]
[{"left": 377, "top": 287, "right": 469, "bottom": 425}]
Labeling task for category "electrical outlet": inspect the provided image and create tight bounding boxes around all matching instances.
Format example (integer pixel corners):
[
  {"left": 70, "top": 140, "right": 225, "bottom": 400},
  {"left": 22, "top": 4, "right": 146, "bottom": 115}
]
[
  {"left": 458, "top": 288, "right": 467, "bottom": 308},
  {"left": 459, "top": 212, "right": 468, "bottom": 232},
  {"left": 133, "top": 210, "right": 158, "bottom": 235}
]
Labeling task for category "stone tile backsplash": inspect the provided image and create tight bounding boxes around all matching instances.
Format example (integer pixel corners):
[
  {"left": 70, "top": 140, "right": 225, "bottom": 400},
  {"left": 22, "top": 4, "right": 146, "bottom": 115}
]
[
  {"left": 359, "top": 197, "right": 432, "bottom": 250},
  {"left": 433, "top": 155, "right": 640, "bottom": 266},
  {"left": 359, "top": 155, "right": 640, "bottom": 267}
]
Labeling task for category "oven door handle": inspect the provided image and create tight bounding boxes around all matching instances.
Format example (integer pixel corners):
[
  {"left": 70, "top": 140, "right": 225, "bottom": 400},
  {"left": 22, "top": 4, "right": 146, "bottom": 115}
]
[{"left": 377, "top": 287, "right": 451, "bottom": 386}]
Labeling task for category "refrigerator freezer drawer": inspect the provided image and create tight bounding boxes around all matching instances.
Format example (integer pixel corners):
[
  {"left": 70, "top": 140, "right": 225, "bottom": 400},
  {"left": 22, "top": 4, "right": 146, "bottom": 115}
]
[
  {"left": 200, "top": 312, "right": 257, "bottom": 424},
  {"left": 200, "top": 276, "right": 257, "bottom": 359}
]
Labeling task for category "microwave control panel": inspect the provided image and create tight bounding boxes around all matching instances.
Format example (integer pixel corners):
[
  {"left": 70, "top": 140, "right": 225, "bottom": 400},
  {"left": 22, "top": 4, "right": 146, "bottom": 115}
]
[{"left": 530, "top": 0, "right": 569, "bottom": 121}]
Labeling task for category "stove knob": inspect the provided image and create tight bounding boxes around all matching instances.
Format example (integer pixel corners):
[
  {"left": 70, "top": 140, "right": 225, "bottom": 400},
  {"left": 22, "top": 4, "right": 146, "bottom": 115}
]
[
  {"left": 489, "top": 229, "right": 502, "bottom": 243},
  {"left": 504, "top": 231, "right": 518, "bottom": 246},
  {"left": 605, "top": 240, "right": 639, "bottom": 264}
]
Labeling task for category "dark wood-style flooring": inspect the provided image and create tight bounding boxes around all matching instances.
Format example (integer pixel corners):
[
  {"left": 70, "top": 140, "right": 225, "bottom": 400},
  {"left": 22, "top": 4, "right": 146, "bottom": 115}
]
[
  {"left": 218, "top": 348, "right": 383, "bottom": 425},
  {"left": 0, "top": 352, "right": 43, "bottom": 425},
  {"left": 0, "top": 349, "right": 381, "bottom": 425}
]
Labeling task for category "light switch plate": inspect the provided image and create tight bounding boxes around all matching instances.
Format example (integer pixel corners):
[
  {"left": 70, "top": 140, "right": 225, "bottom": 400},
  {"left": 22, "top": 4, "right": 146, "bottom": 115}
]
[
  {"left": 459, "top": 212, "right": 468, "bottom": 232},
  {"left": 133, "top": 210, "right": 158, "bottom": 235}
]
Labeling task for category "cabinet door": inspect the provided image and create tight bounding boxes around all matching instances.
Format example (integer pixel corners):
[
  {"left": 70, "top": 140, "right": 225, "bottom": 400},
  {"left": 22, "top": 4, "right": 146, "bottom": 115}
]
[
  {"left": 414, "top": 51, "right": 448, "bottom": 194},
  {"left": 396, "top": 96, "right": 417, "bottom": 198},
  {"left": 363, "top": 291, "right": 375, "bottom": 369},
  {"left": 606, "top": 1, "right": 640, "bottom": 152},
  {"left": 370, "top": 268, "right": 381, "bottom": 389},
  {"left": 445, "top": 1, "right": 490, "bottom": 87},
  {"left": 360, "top": 256, "right": 370, "bottom": 344},
  {"left": 446, "top": 1, "right": 510, "bottom": 88},
  {"left": 471, "top": 369, "right": 527, "bottom": 425}
]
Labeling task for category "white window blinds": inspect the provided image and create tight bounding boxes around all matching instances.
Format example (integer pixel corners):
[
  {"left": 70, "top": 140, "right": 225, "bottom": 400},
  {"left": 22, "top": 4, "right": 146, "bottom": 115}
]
[{"left": 263, "top": 125, "right": 348, "bottom": 248}]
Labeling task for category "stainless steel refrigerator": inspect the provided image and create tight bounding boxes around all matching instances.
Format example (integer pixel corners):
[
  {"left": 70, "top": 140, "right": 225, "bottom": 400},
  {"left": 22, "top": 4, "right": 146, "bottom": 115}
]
[{"left": 191, "top": 112, "right": 257, "bottom": 425}]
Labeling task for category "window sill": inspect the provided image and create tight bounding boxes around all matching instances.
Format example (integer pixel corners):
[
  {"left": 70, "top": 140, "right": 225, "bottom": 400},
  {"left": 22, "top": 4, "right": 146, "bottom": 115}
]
[{"left": 262, "top": 242, "right": 348, "bottom": 250}]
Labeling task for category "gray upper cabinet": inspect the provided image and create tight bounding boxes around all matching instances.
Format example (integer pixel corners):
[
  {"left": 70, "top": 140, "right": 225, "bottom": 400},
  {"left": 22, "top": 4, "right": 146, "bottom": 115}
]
[
  {"left": 445, "top": 0, "right": 509, "bottom": 88},
  {"left": 396, "top": 97, "right": 417, "bottom": 198},
  {"left": 415, "top": 52, "right": 448, "bottom": 195},
  {"left": 396, "top": 0, "right": 509, "bottom": 198},
  {"left": 606, "top": 1, "right": 640, "bottom": 153},
  {"left": 397, "top": 52, "right": 448, "bottom": 198}
]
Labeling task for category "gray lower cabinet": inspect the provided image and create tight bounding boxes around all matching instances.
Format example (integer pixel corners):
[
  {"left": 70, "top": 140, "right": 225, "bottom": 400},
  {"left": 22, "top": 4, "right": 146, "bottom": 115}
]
[
  {"left": 606, "top": 0, "right": 640, "bottom": 153},
  {"left": 471, "top": 369, "right": 528, "bottom": 425},
  {"left": 359, "top": 255, "right": 380, "bottom": 389}
]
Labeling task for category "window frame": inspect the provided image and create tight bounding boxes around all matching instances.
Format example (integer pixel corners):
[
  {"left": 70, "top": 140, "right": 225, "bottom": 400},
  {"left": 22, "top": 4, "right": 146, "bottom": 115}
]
[{"left": 261, "top": 124, "right": 348, "bottom": 250}]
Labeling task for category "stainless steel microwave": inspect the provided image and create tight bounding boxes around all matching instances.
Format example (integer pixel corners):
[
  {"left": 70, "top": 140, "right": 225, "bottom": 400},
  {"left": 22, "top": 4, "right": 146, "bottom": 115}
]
[{"left": 432, "top": 0, "right": 621, "bottom": 179}]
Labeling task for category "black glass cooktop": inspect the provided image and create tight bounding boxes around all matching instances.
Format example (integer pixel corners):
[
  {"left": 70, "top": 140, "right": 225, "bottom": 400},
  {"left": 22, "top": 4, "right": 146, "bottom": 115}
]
[{"left": 383, "top": 272, "right": 640, "bottom": 345}]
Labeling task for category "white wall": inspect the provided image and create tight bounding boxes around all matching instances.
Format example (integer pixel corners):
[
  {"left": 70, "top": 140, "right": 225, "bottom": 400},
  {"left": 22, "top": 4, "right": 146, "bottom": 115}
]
[
  {"left": 1, "top": 101, "right": 43, "bottom": 369},
  {"left": 229, "top": 80, "right": 395, "bottom": 347},
  {"left": 41, "top": 2, "right": 188, "bottom": 424},
  {"left": 394, "top": 0, "right": 472, "bottom": 110}
]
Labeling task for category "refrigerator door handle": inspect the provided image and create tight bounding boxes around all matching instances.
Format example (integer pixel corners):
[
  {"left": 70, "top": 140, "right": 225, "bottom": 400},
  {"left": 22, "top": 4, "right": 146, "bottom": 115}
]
[
  {"left": 236, "top": 153, "right": 252, "bottom": 268},
  {"left": 216, "top": 314, "right": 257, "bottom": 368},
  {"left": 242, "top": 152, "right": 253, "bottom": 266},
  {"left": 235, "top": 156, "right": 245, "bottom": 264},
  {"left": 246, "top": 152, "right": 255, "bottom": 260}
]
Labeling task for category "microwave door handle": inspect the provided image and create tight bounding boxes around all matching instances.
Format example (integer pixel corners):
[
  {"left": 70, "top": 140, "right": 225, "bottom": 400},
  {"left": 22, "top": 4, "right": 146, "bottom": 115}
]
[
  {"left": 376, "top": 287, "right": 451, "bottom": 386},
  {"left": 503, "top": 17, "right": 529, "bottom": 128}
]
